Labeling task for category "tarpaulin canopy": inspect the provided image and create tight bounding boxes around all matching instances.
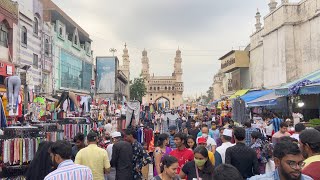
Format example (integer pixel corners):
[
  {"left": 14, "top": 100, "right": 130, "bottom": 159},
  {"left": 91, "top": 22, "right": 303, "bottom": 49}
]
[
  {"left": 240, "top": 90, "right": 273, "bottom": 103},
  {"left": 247, "top": 90, "right": 278, "bottom": 107},
  {"left": 229, "top": 89, "right": 249, "bottom": 99},
  {"left": 275, "top": 69, "right": 320, "bottom": 96}
]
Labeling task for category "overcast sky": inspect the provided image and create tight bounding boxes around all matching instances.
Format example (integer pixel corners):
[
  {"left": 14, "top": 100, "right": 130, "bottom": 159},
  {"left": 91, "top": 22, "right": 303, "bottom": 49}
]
[{"left": 51, "top": 0, "right": 300, "bottom": 97}]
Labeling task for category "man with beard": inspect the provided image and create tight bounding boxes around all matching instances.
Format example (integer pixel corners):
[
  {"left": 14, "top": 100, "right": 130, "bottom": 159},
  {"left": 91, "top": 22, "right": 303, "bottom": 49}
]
[
  {"left": 44, "top": 141, "right": 93, "bottom": 180},
  {"left": 299, "top": 129, "right": 320, "bottom": 179},
  {"left": 249, "top": 141, "right": 312, "bottom": 180}
]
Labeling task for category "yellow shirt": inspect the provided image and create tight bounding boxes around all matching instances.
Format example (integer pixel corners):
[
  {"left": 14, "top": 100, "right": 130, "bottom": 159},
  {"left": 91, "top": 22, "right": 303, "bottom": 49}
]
[
  {"left": 303, "top": 155, "right": 320, "bottom": 169},
  {"left": 75, "top": 144, "right": 110, "bottom": 180},
  {"left": 208, "top": 151, "right": 215, "bottom": 166}
]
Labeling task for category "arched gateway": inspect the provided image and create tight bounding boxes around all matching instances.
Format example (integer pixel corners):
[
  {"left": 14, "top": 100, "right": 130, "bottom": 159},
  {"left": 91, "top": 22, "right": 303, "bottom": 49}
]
[{"left": 141, "top": 49, "right": 184, "bottom": 109}]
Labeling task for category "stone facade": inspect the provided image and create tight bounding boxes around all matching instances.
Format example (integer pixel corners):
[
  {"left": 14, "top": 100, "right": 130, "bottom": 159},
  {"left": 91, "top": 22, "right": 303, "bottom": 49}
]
[
  {"left": 118, "top": 43, "right": 130, "bottom": 99},
  {"left": 141, "top": 49, "right": 184, "bottom": 108},
  {"left": 250, "top": 0, "right": 320, "bottom": 89},
  {"left": 212, "top": 70, "right": 225, "bottom": 100}
]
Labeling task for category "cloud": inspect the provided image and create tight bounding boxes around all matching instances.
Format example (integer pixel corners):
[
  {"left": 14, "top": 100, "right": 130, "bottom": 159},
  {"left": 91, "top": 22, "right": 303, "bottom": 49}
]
[{"left": 51, "top": 0, "right": 278, "bottom": 95}]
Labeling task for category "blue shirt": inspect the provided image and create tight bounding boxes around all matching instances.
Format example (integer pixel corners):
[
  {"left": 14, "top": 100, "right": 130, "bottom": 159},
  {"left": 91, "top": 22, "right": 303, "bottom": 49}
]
[
  {"left": 248, "top": 169, "right": 313, "bottom": 180},
  {"left": 44, "top": 160, "right": 92, "bottom": 180},
  {"left": 270, "top": 118, "right": 283, "bottom": 132}
]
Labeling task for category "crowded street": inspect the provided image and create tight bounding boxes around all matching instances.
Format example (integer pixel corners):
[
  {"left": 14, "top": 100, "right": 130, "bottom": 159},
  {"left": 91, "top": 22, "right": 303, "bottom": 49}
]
[{"left": 0, "top": 0, "right": 320, "bottom": 180}]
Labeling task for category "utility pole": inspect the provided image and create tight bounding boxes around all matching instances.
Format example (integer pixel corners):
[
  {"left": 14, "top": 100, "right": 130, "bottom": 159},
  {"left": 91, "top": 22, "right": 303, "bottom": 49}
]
[{"left": 109, "top": 48, "right": 117, "bottom": 56}]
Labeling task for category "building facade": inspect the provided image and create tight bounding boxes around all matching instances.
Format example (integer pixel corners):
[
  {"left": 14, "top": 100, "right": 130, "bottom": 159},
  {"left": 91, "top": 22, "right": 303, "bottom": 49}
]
[
  {"left": 218, "top": 50, "right": 250, "bottom": 96},
  {"left": 212, "top": 70, "right": 225, "bottom": 100},
  {"left": 142, "top": 49, "right": 184, "bottom": 108},
  {"left": 42, "top": 0, "right": 93, "bottom": 95},
  {"left": 0, "top": 0, "right": 18, "bottom": 87},
  {"left": 17, "top": 0, "right": 51, "bottom": 94},
  {"left": 250, "top": 0, "right": 320, "bottom": 89}
]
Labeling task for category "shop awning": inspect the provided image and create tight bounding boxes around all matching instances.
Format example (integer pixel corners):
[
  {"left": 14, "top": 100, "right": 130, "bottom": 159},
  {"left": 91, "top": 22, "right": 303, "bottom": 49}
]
[
  {"left": 275, "top": 69, "right": 320, "bottom": 96},
  {"left": 240, "top": 90, "right": 273, "bottom": 103},
  {"left": 229, "top": 89, "right": 249, "bottom": 99},
  {"left": 247, "top": 90, "right": 278, "bottom": 107}
]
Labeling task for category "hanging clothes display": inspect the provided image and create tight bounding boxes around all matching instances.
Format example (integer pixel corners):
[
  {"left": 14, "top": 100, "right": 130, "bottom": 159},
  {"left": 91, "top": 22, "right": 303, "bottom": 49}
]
[
  {"left": 0, "top": 98, "right": 7, "bottom": 127},
  {"left": 57, "top": 122, "right": 91, "bottom": 141},
  {"left": 125, "top": 101, "right": 140, "bottom": 128}
]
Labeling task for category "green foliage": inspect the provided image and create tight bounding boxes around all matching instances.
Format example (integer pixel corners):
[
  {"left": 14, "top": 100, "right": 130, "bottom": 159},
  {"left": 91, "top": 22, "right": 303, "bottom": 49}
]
[
  {"left": 130, "top": 76, "right": 146, "bottom": 102},
  {"left": 309, "top": 119, "right": 320, "bottom": 127}
]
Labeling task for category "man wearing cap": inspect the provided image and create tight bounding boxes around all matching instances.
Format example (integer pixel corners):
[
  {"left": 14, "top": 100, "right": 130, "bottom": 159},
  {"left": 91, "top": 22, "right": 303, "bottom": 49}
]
[
  {"left": 216, "top": 129, "right": 235, "bottom": 164},
  {"left": 169, "top": 125, "right": 177, "bottom": 149},
  {"left": 300, "top": 129, "right": 320, "bottom": 179},
  {"left": 106, "top": 132, "right": 121, "bottom": 180},
  {"left": 75, "top": 131, "right": 111, "bottom": 180},
  {"left": 110, "top": 131, "right": 133, "bottom": 180}
]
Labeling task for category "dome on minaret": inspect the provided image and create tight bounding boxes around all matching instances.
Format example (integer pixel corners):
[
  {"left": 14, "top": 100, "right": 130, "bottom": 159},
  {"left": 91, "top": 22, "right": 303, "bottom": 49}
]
[
  {"left": 142, "top": 48, "right": 147, "bottom": 56},
  {"left": 176, "top": 48, "right": 181, "bottom": 55},
  {"left": 123, "top": 42, "right": 128, "bottom": 53}
]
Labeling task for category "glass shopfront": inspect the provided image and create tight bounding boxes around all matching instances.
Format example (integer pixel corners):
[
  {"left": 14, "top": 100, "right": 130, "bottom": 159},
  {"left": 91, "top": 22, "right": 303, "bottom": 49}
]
[{"left": 60, "top": 50, "right": 92, "bottom": 91}]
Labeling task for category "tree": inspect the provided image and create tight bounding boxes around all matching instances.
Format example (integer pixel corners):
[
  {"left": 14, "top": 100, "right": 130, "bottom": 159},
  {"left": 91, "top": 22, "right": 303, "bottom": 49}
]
[{"left": 130, "top": 76, "right": 147, "bottom": 102}]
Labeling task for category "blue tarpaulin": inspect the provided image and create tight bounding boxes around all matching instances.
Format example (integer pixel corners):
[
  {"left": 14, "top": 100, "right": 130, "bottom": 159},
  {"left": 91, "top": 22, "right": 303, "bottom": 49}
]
[
  {"left": 247, "top": 91, "right": 278, "bottom": 107},
  {"left": 240, "top": 90, "right": 273, "bottom": 103}
]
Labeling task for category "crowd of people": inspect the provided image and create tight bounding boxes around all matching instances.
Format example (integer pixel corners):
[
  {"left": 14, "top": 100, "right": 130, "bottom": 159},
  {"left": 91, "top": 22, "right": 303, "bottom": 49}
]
[{"left": 23, "top": 110, "right": 320, "bottom": 180}]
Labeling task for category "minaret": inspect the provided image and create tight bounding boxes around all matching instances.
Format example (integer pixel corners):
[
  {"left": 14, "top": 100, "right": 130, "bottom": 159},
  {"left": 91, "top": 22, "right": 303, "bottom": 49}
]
[
  {"left": 174, "top": 48, "right": 183, "bottom": 82},
  {"left": 141, "top": 49, "right": 150, "bottom": 78},
  {"left": 122, "top": 43, "right": 130, "bottom": 79},
  {"left": 255, "top": 9, "right": 262, "bottom": 31},
  {"left": 269, "top": 0, "right": 277, "bottom": 12}
]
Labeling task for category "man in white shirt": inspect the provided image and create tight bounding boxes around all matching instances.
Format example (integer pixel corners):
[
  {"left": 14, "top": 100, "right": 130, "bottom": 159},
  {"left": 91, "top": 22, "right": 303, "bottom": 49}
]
[
  {"left": 216, "top": 129, "right": 235, "bottom": 163},
  {"left": 196, "top": 126, "right": 217, "bottom": 152},
  {"left": 290, "top": 123, "right": 305, "bottom": 141},
  {"left": 106, "top": 131, "right": 122, "bottom": 180},
  {"left": 104, "top": 119, "right": 113, "bottom": 135}
]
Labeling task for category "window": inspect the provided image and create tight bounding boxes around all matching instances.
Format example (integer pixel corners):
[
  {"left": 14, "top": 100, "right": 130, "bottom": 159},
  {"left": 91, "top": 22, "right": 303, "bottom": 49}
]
[
  {"left": 33, "top": 17, "right": 38, "bottom": 35},
  {"left": 150, "top": 98, "right": 152, "bottom": 101},
  {"left": 157, "top": 87, "right": 160, "bottom": 90},
  {"left": 168, "top": 87, "right": 171, "bottom": 90},
  {"left": 165, "top": 87, "right": 167, "bottom": 90},
  {"left": 21, "top": 26, "right": 27, "bottom": 45},
  {"left": 0, "top": 24, "right": 8, "bottom": 47},
  {"left": 150, "top": 94, "right": 152, "bottom": 96},
  {"left": 154, "top": 87, "right": 156, "bottom": 90},
  {"left": 33, "top": 54, "right": 38, "bottom": 68},
  {"left": 74, "top": 35, "right": 78, "bottom": 45},
  {"left": 45, "top": 39, "right": 50, "bottom": 55},
  {"left": 173, "top": 98, "right": 175, "bottom": 100},
  {"left": 150, "top": 87, "right": 152, "bottom": 90},
  {"left": 59, "top": 27, "right": 63, "bottom": 36}
]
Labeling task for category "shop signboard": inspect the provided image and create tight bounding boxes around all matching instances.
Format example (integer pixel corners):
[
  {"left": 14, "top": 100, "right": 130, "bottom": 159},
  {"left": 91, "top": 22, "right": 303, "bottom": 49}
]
[
  {"left": 219, "top": 50, "right": 249, "bottom": 73},
  {"left": 96, "top": 57, "right": 117, "bottom": 94}
]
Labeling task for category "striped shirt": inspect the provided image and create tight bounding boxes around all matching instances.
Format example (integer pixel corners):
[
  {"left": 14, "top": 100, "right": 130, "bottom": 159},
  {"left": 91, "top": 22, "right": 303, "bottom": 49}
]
[
  {"left": 44, "top": 160, "right": 93, "bottom": 180},
  {"left": 270, "top": 118, "right": 283, "bottom": 132}
]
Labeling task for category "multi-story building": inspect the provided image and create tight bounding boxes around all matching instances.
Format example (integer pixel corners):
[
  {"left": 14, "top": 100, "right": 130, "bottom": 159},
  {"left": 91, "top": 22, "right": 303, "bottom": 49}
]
[
  {"left": 250, "top": 0, "right": 320, "bottom": 89},
  {"left": 17, "top": 0, "right": 52, "bottom": 94},
  {"left": 0, "top": 0, "right": 18, "bottom": 89},
  {"left": 42, "top": 0, "right": 93, "bottom": 95},
  {"left": 218, "top": 49, "right": 250, "bottom": 97}
]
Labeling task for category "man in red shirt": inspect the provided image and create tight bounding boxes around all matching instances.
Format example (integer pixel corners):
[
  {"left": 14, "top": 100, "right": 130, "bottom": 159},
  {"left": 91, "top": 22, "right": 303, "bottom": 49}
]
[{"left": 169, "top": 132, "right": 194, "bottom": 174}]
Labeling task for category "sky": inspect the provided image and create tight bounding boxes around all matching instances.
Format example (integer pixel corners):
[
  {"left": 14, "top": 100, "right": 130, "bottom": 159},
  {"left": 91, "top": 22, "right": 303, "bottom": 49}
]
[{"left": 51, "top": 0, "right": 300, "bottom": 97}]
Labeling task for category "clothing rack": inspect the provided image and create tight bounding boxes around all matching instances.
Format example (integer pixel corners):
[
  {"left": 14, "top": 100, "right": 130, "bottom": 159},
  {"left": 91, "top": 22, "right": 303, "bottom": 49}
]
[{"left": 0, "top": 126, "right": 44, "bottom": 178}]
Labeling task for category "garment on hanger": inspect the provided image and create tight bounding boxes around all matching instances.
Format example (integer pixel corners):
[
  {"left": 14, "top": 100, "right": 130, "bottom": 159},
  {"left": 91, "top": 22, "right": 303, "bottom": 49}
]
[{"left": 125, "top": 101, "right": 140, "bottom": 128}]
